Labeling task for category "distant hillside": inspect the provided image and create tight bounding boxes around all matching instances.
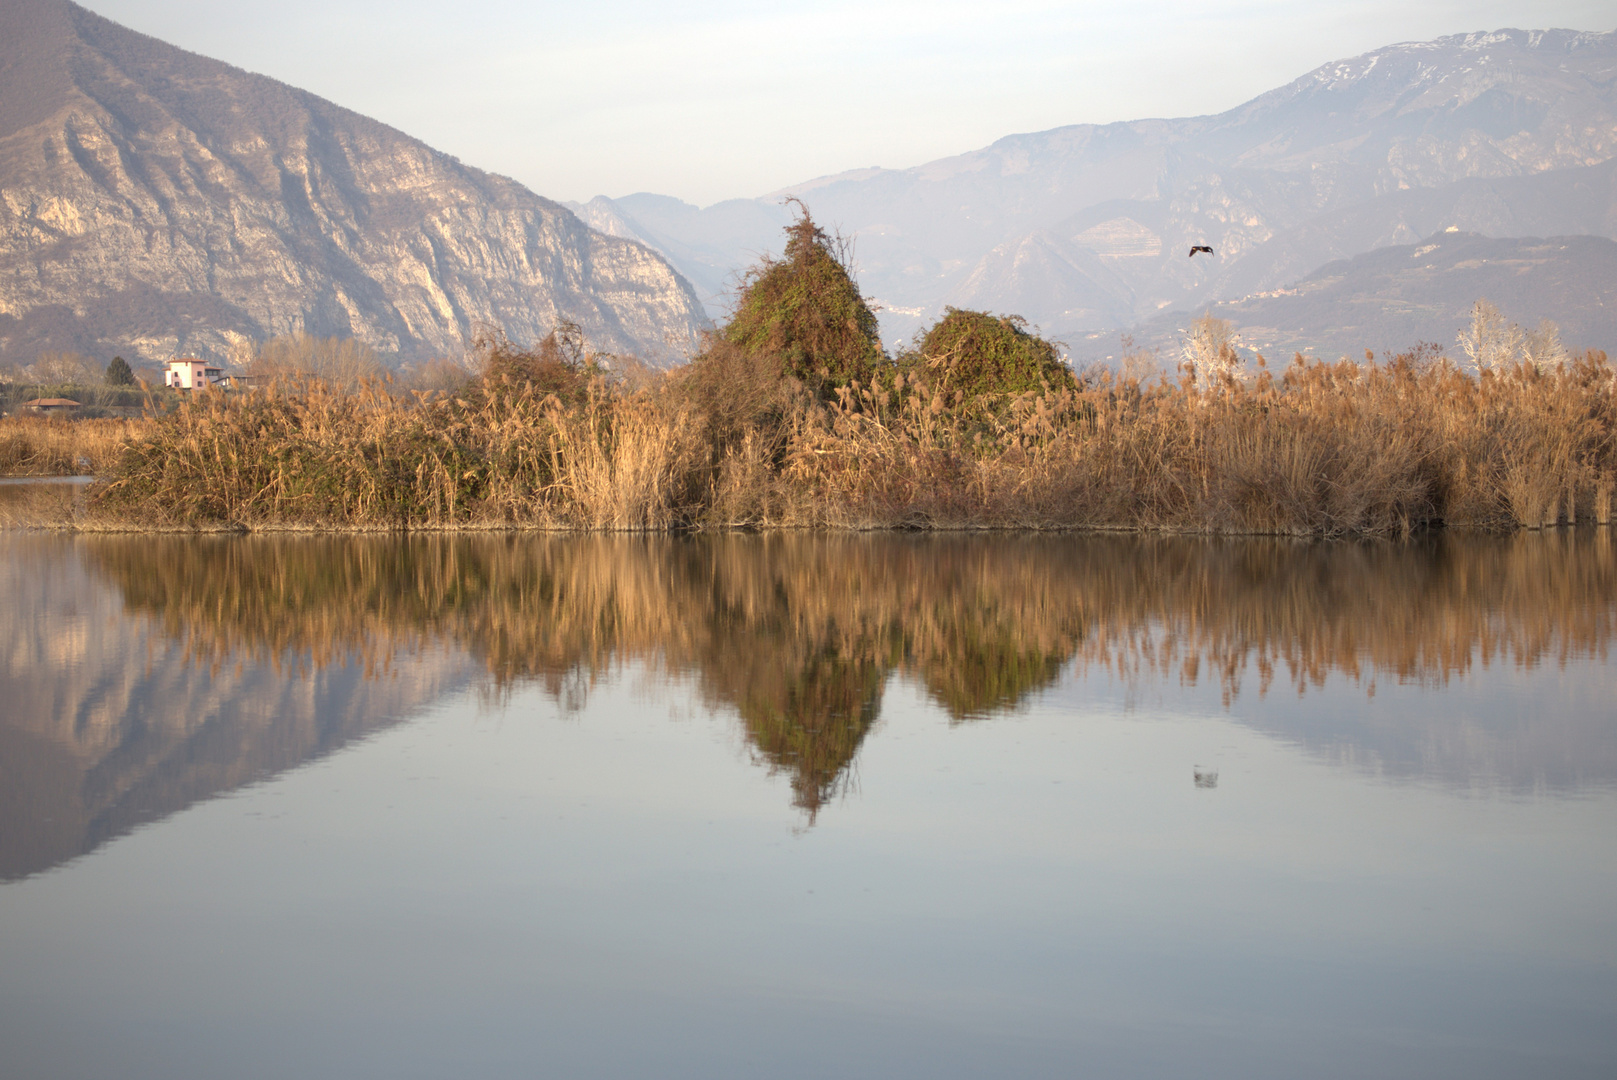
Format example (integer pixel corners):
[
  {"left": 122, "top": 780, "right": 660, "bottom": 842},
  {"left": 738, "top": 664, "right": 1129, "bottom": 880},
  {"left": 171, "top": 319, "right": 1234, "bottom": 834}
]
[
  {"left": 581, "top": 28, "right": 1617, "bottom": 349},
  {"left": 1084, "top": 232, "right": 1617, "bottom": 366},
  {"left": 0, "top": 0, "right": 711, "bottom": 366}
]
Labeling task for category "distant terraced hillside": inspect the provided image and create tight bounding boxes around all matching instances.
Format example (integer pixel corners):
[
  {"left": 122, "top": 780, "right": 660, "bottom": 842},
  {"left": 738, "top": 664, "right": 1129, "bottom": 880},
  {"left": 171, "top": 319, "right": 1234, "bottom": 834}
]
[
  {"left": 0, "top": 0, "right": 710, "bottom": 366},
  {"left": 1107, "top": 231, "right": 1617, "bottom": 365}
]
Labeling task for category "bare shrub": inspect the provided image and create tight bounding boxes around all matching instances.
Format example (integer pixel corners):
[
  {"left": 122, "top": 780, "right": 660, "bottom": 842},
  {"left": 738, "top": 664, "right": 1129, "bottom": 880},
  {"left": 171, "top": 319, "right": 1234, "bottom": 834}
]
[
  {"left": 401, "top": 356, "right": 476, "bottom": 394},
  {"left": 1522, "top": 318, "right": 1571, "bottom": 371},
  {"left": 473, "top": 322, "right": 598, "bottom": 406},
  {"left": 1119, "top": 334, "right": 1162, "bottom": 383}
]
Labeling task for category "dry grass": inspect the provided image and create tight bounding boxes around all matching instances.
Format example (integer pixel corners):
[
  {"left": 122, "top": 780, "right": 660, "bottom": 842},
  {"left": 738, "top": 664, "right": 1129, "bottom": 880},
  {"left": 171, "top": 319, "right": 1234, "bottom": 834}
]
[
  {"left": 0, "top": 482, "right": 86, "bottom": 528},
  {"left": 0, "top": 416, "right": 143, "bottom": 477},
  {"left": 88, "top": 375, "right": 709, "bottom": 530}
]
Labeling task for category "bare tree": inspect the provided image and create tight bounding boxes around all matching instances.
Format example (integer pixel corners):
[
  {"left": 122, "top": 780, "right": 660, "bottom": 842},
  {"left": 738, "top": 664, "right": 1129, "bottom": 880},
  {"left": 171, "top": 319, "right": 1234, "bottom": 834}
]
[
  {"left": 1180, "top": 311, "right": 1241, "bottom": 387},
  {"left": 1456, "top": 300, "right": 1525, "bottom": 372},
  {"left": 249, "top": 333, "right": 386, "bottom": 391},
  {"left": 1521, "top": 318, "right": 1571, "bottom": 371},
  {"left": 27, "top": 351, "right": 97, "bottom": 385},
  {"left": 1119, "top": 333, "right": 1162, "bottom": 383}
]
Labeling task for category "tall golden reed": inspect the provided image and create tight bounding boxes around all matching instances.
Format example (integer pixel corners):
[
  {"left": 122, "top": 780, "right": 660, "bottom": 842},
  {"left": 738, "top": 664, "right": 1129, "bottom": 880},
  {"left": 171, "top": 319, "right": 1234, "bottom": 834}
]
[
  {"left": 0, "top": 416, "right": 140, "bottom": 477},
  {"left": 69, "top": 349, "right": 1617, "bottom": 536}
]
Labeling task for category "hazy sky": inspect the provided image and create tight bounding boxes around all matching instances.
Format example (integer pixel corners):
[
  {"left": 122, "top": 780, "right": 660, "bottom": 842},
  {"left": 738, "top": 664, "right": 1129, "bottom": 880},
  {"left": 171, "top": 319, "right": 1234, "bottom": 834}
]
[{"left": 84, "top": 0, "right": 1615, "bottom": 206}]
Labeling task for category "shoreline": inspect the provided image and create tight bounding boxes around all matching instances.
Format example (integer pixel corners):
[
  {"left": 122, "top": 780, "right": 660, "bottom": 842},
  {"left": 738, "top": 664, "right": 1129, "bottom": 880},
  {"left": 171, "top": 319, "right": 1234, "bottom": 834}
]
[
  {"left": 4, "top": 477, "right": 1603, "bottom": 537},
  {"left": 0, "top": 474, "right": 95, "bottom": 485},
  {"left": 0, "top": 502, "right": 1588, "bottom": 539}
]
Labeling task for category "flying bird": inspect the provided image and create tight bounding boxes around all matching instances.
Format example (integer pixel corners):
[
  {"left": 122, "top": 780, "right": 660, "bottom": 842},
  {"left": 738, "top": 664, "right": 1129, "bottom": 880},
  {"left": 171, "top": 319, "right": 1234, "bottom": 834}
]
[{"left": 1188, "top": 245, "right": 1215, "bottom": 257}]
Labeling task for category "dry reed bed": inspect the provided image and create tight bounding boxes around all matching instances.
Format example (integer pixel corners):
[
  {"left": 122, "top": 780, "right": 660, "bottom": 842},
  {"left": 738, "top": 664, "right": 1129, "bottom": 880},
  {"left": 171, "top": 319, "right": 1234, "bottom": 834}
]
[
  {"left": 786, "top": 353, "right": 1617, "bottom": 534},
  {"left": 0, "top": 416, "right": 143, "bottom": 477},
  {"left": 87, "top": 530, "right": 1617, "bottom": 813},
  {"left": 80, "top": 353, "right": 1617, "bottom": 536}
]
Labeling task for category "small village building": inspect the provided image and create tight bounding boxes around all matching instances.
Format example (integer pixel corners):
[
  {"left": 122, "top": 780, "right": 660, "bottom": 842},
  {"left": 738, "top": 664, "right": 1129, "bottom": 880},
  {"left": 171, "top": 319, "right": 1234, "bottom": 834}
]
[
  {"left": 165, "top": 358, "right": 224, "bottom": 390},
  {"left": 23, "top": 398, "right": 81, "bottom": 415}
]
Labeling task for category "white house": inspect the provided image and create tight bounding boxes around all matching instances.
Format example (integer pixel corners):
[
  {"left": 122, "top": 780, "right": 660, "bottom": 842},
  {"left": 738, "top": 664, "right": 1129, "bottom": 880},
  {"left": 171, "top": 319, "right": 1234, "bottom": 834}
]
[{"left": 165, "top": 358, "right": 224, "bottom": 390}]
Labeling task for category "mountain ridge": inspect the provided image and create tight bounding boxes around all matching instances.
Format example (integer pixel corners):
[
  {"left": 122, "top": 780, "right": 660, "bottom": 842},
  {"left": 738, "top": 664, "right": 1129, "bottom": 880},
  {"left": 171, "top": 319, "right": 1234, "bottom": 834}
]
[
  {"left": 1096, "top": 230, "right": 1617, "bottom": 366},
  {"left": 0, "top": 0, "right": 711, "bottom": 366},
  {"left": 582, "top": 27, "right": 1617, "bottom": 351}
]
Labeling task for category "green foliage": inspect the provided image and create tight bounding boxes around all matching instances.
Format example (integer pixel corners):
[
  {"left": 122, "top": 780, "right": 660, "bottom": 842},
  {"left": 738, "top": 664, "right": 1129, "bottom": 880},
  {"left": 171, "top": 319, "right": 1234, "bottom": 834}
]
[
  {"left": 722, "top": 204, "right": 885, "bottom": 395},
  {"left": 918, "top": 308, "right": 1072, "bottom": 397},
  {"left": 106, "top": 356, "right": 135, "bottom": 386}
]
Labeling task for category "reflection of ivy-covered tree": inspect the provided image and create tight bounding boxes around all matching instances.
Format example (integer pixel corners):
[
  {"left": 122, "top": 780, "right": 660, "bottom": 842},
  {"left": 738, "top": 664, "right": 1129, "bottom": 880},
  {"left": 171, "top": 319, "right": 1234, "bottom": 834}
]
[
  {"left": 735, "top": 646, "right": 889, "bottom": 819},
  {"left": 915, "top": 624, "right": 1075, "bottom": 721}
]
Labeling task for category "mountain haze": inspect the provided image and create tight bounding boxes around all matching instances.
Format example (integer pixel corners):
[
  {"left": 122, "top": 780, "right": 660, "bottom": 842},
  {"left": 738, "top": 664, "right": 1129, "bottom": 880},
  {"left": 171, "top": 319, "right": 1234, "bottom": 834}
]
[
  {"left": 0, "top": 0, "right": 710, "bottom": 366},
  {"left": 1123, "top": 231, "right": 1617, "bottom": 365},
  {"left": 582, "top": 28, "right": 1617, "bottom": 353}
]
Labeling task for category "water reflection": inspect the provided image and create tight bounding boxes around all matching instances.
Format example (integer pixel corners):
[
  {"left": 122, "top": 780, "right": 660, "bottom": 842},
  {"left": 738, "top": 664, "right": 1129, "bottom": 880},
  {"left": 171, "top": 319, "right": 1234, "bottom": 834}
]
[
  {"left": 0, "top": 536, "right": 476, "bottom": 882},
  {"left": 2, "top": 530, "right": 1614, "bottom": 877}
]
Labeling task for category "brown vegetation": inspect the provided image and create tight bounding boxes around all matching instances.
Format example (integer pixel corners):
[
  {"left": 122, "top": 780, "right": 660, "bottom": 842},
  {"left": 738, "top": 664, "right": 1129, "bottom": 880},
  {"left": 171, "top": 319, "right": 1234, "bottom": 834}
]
[{"left": 82, "top": 341, "right": 1615, "bottom": 536}]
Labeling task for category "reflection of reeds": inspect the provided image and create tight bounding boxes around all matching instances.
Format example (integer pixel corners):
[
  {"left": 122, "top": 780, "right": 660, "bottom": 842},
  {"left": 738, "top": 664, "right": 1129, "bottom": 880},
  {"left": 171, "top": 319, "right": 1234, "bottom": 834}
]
[
  {"left": 87, "top": 531, "right": 1617, "bottom": 814},
  {"left": 0, "top": 483, "right": 84, "bottom": 528}
]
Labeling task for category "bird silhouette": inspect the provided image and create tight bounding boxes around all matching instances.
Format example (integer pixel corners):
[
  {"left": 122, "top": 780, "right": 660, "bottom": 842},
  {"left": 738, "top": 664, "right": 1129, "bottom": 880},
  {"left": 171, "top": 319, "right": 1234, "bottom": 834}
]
[{"left": 1188, "top": 245, "right": 1215, "bottom": 257}]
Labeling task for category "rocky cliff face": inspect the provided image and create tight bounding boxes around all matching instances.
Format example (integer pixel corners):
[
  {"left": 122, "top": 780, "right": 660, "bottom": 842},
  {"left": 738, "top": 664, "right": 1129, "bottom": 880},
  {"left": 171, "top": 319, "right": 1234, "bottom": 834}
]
[{"left": 0, "top": 0, "right": 710, "bottom": 366}]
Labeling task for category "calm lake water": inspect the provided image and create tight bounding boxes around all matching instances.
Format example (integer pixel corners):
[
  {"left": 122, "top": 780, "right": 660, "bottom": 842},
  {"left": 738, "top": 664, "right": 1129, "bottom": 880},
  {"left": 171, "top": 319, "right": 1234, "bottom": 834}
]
[{"left": 2, "top": 523, "right": 1615, "bottom": 1079}]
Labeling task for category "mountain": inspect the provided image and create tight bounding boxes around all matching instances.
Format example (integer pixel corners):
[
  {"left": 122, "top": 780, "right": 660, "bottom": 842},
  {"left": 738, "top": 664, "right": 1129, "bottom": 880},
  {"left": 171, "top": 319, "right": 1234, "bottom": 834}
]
[
  {"left": 1099, "top": 231, "right": 1617, "bottom": 366},
  {"left": 584, "top": 28, "right": 1617, "bottom": 351},
  {"left": 0, "top": 0, "right": 710, "bottom": 366}
]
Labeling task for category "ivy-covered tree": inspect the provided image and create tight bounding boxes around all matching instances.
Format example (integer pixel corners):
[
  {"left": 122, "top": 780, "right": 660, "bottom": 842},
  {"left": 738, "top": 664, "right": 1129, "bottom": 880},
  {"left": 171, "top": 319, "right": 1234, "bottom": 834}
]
[
  {"left": 917, "top": 308, "right": 1072, "bottom": 396},
  {"left": 723, "top": 203, "right": 885, "bottom": 395}
]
